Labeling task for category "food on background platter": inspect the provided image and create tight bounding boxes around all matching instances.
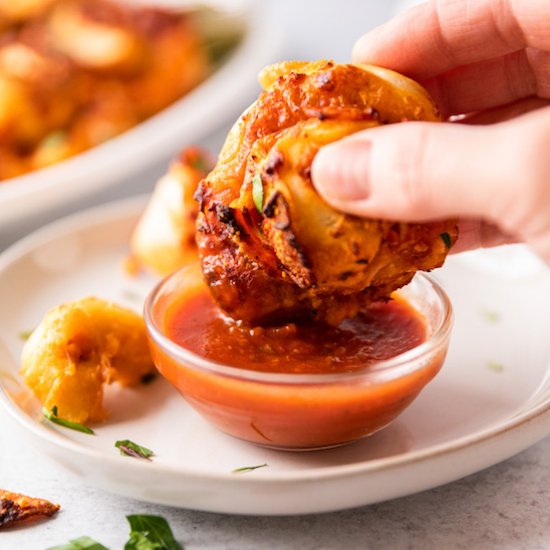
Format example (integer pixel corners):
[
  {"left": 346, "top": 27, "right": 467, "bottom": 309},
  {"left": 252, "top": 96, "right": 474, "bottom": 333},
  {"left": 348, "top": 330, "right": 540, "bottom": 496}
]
[
  {"left": 21, "top": 297, "right": 155, "bottom": 424},
  {"left": 130, "top": 147, "right": 213, "bottom": 276},
  {"left": 0, "top": 0, "right": 211, "bottom": 181},
  {"left": 196, "top": 60, "right": 457, "bottom": 325},
  {"left": 0, "top": 489, "right": 59, "bottom": 528}
]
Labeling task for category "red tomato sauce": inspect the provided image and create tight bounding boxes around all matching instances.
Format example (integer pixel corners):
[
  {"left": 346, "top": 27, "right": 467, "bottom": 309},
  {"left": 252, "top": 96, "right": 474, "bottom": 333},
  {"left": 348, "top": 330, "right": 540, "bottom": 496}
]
[
  {"left": 165, "top": 290, "right": 426, "bottom": 374},
  {"left": 150, "top": 280, "right": 446, "bottom": 450}
]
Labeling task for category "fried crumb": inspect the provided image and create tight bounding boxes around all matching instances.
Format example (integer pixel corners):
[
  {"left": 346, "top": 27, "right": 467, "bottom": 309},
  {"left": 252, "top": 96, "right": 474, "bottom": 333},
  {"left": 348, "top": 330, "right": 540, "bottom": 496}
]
[{"left": 0, "top": 489, "right": 60, "bottom": 528}]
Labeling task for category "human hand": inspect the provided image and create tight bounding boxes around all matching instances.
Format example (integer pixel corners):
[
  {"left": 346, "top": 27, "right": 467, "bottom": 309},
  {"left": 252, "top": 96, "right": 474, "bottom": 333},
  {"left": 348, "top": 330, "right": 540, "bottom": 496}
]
[{"left": 312, "top": 0, "right": 550, "bottom": 262}]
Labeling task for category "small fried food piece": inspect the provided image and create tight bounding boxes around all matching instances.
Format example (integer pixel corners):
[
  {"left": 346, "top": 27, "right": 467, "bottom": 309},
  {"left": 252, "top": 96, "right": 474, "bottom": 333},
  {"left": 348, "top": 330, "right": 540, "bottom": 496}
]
[
  {"left": 195, "top": 60, "right": 457, "bottom": 325},
  {"left": 130, "top": 147, "right": 212, "bottom": 276},
  {"left": 21, "top": 297, "right": 155, "bottom": 424},
  {"left": 0, "top": 489, "right": 59, "bottom": 528}
]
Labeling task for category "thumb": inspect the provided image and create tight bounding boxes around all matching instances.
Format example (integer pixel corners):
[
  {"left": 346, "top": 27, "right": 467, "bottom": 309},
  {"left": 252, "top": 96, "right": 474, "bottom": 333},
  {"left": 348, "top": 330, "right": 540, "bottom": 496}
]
[{"left": 311, "top": 111, "right": 550, "bottom": 258}]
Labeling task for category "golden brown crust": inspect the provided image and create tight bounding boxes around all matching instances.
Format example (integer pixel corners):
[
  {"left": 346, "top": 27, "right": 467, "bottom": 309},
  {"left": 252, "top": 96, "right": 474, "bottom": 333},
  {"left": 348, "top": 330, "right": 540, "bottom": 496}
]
[
  {"left": 0, "top": 489, "right": 59, "bottom": 528},
  {"left": 130, "top": 147, "right": 212, "bottom": 276},
  {"left": 196, "top": 60, "right": 457, "bottom": 324},
  {"left": 21, "top": 297, "right": 155, "bottom": 423}
]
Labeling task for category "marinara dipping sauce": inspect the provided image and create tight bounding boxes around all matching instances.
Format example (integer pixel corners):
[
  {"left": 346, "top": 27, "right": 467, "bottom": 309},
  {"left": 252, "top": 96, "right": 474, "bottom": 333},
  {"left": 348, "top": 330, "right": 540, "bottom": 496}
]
[{"left": 145, "top": 263, "right": 452, "bottom": 450}]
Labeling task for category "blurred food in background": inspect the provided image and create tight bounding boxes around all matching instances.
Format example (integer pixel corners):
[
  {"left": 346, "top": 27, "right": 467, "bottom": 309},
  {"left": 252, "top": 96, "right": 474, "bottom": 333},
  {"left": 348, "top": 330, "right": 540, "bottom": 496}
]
[
  {"left": 0, "top": 0, "right": 234, "bottom": 181},
  {"left": 129, "top": 145, "right": 213, "bottom": 276}
]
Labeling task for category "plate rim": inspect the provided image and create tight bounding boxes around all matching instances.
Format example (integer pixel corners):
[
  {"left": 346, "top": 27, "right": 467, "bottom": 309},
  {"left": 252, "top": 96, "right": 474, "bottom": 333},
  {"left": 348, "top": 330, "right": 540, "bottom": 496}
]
[{"left": 1, "top": 195, "right": 549, "bottom": 486}]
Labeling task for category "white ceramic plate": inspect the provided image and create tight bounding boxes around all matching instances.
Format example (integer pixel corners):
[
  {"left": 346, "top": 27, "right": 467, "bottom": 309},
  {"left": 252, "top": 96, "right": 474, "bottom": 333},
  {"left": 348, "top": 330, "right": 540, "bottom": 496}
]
[
  {"left": 1, "top": 197, "right": 550, "bottom": 516},
  {"left": 0, "top": 0, "right": 277, "bottom": 229}
]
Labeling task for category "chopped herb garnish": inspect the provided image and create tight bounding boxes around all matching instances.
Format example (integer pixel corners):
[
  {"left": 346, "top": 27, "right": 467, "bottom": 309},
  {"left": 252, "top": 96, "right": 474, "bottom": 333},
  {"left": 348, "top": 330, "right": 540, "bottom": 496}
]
[
  {"left": 140, "top": 372, "right": 157, "bottom": 385},
  {"left": 211, "top": 38, "right": 241, "bottom": 65},
  {"left": 440, "top": 232, "right": 452, "bottom": 249},
  {"left": 42, "top": 406, "right": 95, "bottom": 435},
  {"left": 18, "top": 329, "right": 33, "bottom": 341},
  {"left": 232, "top": 463, "right": 268, "bottom": 473},
  {"left": 252, "top": 172, "right": 264, "bottom": 214},
  {"left": 47, "top": 536, "right": 108, "bottom": 550},
  {"left": 481, "top": 309, "right": 500, "bottom": 323},
  {"left": 115, "top": 439, "right": 154, "bottom": 461},
  {"left": 125, "top": 514, "right": 182, "bottom": 550},
  {"left": 40, "top": 130, "right": 67, "bottom": 150},
  {"left": 121, "top": 289, "right": 142, "bottom": 303},
  {"left": 487, "top": 361, "right": 504, "bottom": 373},
  {"left": 190, "top": 154, "right": 209, "bottom": 173}
]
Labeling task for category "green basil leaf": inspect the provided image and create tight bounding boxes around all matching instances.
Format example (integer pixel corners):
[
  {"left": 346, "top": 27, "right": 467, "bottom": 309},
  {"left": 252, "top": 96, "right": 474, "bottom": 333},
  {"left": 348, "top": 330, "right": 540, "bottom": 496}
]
[
  {"left": 125, "top": 531, "right": 163, "bottom": 550},
  {"left": 42, "top": 406, "right": 95, "bottom": 435},
  {"left": 115, "top": 440, "right": 154, "bottom": 461},
  {"left": 125, "top": 515, "right": 182, "bottom": 550},
  {"left": 46, "top": 536, "right": 108, "bottom": 550},
  {"left": 252, "top": 172, "right": 264, "bottom": 214}
]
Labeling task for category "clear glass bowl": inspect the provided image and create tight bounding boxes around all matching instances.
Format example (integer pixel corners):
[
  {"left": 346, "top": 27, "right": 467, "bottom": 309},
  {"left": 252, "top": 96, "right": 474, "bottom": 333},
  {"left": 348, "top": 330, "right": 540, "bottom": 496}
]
[{"left": 144, "top": 262, "right": 453, "bottom": 451}]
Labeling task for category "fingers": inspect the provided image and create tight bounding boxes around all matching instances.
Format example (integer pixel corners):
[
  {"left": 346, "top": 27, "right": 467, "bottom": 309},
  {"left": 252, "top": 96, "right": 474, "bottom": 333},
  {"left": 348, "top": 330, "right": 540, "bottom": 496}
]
[
  {"left": 461, "top": 96, "right": 550, "bottom": 125},
  {"left": 353, "top": 0, "right": 550, "bottom": 80},
  {"left": 451, "top": 220, "right": 519, "bottom": 254},
  {"left": 312, "top": 122, "right": 505, "bottom": 221},
  {"left": 311, "top": 107, "right": 550, "bottom": 261},
  {"left": 423, "top": 48, "right": 550, "bottom": 117}
]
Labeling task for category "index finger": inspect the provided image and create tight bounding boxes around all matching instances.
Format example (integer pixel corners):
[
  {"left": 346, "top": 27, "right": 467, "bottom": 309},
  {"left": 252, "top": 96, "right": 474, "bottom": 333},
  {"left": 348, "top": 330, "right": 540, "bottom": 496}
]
[{"left": 353, "top": 0, "right": 550, "bottom": 80}]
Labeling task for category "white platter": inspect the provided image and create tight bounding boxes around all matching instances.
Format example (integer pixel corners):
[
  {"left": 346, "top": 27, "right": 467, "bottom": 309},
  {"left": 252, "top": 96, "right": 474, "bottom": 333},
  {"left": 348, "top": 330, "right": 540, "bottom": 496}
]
[
  {"left": 0, "top": 0, "right": 277, "bottom": 228},
  {"left": 0, "top": 197, "right": 550, "bottom": 515}
]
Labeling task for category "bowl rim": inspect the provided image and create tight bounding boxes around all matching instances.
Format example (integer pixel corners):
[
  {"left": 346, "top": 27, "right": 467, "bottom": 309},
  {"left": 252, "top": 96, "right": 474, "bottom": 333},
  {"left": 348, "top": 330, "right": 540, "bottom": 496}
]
[{"left": 144, "top": 265, "right": 453, "bottom": 385}]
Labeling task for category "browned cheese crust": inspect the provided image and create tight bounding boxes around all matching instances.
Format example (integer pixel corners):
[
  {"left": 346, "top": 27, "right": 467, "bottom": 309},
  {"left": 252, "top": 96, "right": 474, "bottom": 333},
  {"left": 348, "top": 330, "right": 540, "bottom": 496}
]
[
  {"left": 0, "top": 489, "right": 60, "bottom": 528},
  {"left": 195, "top": 60, "right": 458, "bottom": 325}
]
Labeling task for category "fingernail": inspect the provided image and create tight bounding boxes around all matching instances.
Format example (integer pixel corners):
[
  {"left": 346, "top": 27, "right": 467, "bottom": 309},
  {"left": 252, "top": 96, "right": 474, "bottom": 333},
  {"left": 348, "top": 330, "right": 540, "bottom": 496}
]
[{"left": 312, "top": 140, "right": 371, "bottom": 202}]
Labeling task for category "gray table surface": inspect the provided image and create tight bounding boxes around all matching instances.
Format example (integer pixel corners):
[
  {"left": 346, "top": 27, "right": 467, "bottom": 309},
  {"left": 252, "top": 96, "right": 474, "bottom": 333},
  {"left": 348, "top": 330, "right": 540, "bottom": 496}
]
[{"left": 2, "top": 1, "right": 549, "bottom": 548}]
